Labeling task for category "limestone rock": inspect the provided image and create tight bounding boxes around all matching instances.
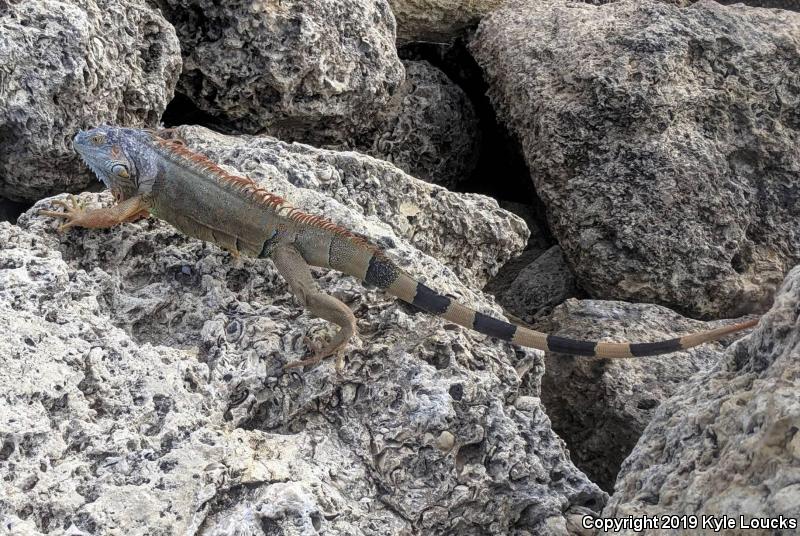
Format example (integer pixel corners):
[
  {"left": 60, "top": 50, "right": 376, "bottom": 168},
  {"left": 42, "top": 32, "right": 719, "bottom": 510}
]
[
  {"left": 362, "top": 60, "right": 480, "bottom": 189},
  {"left": 157, "top": 0, "right": 405, "bottom": 144},
  {"left": 0, "top": 223, "right": 405, "bottom": 536},
  {"left": 537, "top": 299, "right": 753, "bottom": 492},
  {"left": 501, "top": 246, "right": 579, "bottom": 323},
  {"left": 0, "top": 0, "right": 181, "bottom": 202},
  {"left": 388, "top": 0, "right": 506, "bottom": 44},
  {"left": 471, "top": 0, "right": 800, "bottom": 319},
  {"left": 602, "top": 265, "right": 800, "bottom": 532},
  {"left": 5, "top": 135, "right": 603, "bottom": 533},
  {"left": 165, "top": 125, "right": 526, "bottom": 287}
]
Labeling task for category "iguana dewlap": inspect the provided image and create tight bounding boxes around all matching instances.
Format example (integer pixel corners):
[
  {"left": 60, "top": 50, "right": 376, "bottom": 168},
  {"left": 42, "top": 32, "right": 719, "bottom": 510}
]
[{"left": 40, "top": 126, "right": 758, "bottom": 369}]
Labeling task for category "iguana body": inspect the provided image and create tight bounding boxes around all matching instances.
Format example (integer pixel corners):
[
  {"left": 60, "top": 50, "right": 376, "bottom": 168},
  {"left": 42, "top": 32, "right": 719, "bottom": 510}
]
[{"left": 41, "top": 126, "right": 758, "bottom": 368}]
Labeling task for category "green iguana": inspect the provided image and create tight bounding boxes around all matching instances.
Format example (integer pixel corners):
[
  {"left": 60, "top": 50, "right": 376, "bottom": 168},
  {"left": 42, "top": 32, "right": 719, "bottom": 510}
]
[{"left": 40, "top": 126, "right": 758, "bottom": 369}]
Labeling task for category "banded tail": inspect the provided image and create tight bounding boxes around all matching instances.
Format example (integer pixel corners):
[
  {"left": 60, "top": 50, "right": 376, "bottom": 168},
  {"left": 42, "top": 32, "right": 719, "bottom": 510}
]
[{"left": 310, "top": 232, "right": 758, "bottom": 358}]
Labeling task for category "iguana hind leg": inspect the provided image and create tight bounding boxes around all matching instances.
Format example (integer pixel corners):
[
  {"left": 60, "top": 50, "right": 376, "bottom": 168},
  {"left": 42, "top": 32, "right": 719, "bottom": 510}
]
[{"left": 272, "top": 243, "right": 357, "bottom": 371}]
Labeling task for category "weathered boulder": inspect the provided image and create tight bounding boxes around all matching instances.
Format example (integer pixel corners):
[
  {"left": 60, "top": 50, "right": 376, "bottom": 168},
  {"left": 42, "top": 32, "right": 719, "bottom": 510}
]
[
  {"left": 484, "top": 201, "right": 553, "bottom": 297},
  {"left": 471, "top": 0, "right": 800, "bottom": 319},
  {"left": 501, "top": 246, "right": 579, "bottom": 323},
  {"left": 165, "top": 125, "right": 525, "bottom": 287},
  {"left": 2, "top": 123, "right": 604, "bottom": 532},
  {"left": 388, "top": 0, "right": 506, "bottom": 44},
  {"left": 156, "top": 0, "right": 405, "bottom": 144},
  {"left": 360, "top": 60, "right": 481, "bottom": 189},
  {"left": 602, "top": 264, "right": 800, "bottom": 532},
  {"left": 537, "top": 299, "right": 753, "bottom": 492},
  {"left": 0, "top": 222, "right": 407, "bottom": 535},
  {"left": 0, "top": 0, "right": 181, "bottom": 202}
]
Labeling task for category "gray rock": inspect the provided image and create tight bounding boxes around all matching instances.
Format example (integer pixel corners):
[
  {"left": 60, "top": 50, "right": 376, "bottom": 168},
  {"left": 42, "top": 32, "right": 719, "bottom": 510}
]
[
  {"left": 361, "top": 60, "right": 481, "bottom": 189},
  {"left": 0, "top": 0, "right": 181, "bottom": 202},
  {"left": 501, "top": 246, "right": 579, "bottom": 323},
  {"left": 164, "top": 125, "right": 527, "bottom": 287},
  {"left": 484, "top": 248, "right": 546, "bottom": 298},
  {"left": 0, "top": 223, "right": 405, "bottom": 536},
  {"left": 388, "top": 0, "right": 506, "bottom": 44},
  {"left": 157, "top": 0, "right": 405, "bottom": 144},
  {"left": 484, "top": 202, "right": 552, "bottom": 297},
  {"left": 471, "top": 0, "right": 800, "bottom": 319},
  {"left": 602, "top": 264, "right": 800, "bottom": 532},
  {"left": 537, "top": 299, "right": 753, "bottom": 492},
  {"left": 5, "top": 125, "right": 604, "bottom": 532}
]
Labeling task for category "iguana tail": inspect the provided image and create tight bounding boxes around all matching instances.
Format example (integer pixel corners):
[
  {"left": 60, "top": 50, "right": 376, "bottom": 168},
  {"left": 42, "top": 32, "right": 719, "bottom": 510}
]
[
  {"left": 338, "top": 246, "right": 757, "bottom": 358},
  {"left": 289, "top": 219, "right": 758, "bottom": 359}
]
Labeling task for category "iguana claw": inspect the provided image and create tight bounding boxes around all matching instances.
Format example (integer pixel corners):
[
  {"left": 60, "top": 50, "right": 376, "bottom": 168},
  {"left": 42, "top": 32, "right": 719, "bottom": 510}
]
[
  {"left": 284, "top": 334, "right": 347, "bottom": 371},
  {"left": 38, "top": 194, "right": 87, "bottom": 232}
]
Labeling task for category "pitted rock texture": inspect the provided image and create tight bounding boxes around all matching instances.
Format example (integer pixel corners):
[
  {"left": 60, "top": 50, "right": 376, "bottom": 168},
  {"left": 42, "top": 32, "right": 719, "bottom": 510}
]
[
  {"left": 471, "top": 0, "right": 800, "bottom": 319},
  {"left": 501, "top": 246, "right": 579, "bottom": 323},
  {"left": 0, "top": 223, "right": 406, "bottom": 536},
  {"left": 167, "top": 125, "right": 526, "bottom": 288},
  {"left": 361, "top": 60, "right": 480, "bottom": 189},
  {"left": 156, "top": 0, "right": 405, "bottom": 145},
  {"left": 388, "top": 0, "right": 506, "bottom": 44},
  {"left": 0, "top": 0, "right": 181, "bottom": 202},
  {"left": 536, "top": 299, "right": 753, "bottom": 492},
  {"left": 601, "top": 265, "right": 800, "bottom": 533},
  {"left": 4, "top": 165, "right": 605, "bottom": 534}
]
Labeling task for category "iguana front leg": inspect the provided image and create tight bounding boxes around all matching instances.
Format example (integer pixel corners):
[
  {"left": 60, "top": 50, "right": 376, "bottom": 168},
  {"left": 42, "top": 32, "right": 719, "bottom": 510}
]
[
  {"left": 272, "top": 243, "right": 358, "bottom": 371},
  {"left": 39, "top": 194, "right": 150, "bottom": 231}
]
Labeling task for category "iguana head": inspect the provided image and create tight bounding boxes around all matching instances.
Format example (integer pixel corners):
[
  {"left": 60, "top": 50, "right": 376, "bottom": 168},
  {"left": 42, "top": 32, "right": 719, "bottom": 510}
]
[{"left": 73, "top": 125, "right": 139, "bottom": 196}]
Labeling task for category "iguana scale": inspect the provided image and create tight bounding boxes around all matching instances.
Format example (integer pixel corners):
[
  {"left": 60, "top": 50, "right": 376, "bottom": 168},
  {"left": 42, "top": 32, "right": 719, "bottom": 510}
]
[{"left": 40, "top": 126, "right": 758, "bottom": 369}]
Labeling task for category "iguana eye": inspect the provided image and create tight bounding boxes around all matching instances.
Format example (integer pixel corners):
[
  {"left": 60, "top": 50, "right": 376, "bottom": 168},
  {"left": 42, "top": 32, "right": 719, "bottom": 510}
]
[
  {"left": 112, "top": 164, "right": 129, "bottom": 178},
  {"left": 91, "top": 134, "right": 104, "bottom": 145}
]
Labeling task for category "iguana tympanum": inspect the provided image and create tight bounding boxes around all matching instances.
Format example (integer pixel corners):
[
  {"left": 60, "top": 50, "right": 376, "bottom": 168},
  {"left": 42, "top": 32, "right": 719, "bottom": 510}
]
[{"left": 40, "top": 126, "right": 758, "bottom": 369}]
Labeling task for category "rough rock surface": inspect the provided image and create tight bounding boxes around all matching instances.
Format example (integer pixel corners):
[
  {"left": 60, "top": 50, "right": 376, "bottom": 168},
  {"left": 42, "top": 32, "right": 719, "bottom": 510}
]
[
  {"left": 602, "top": 265, "right": 800, "bottom": 532},
  {"left": 168, "top": 125, "right": 526, "bottom": 288},
  {"left": 471, "top": 0, "right": 800, "bottom": 319},
  {"left": 361, "top": 60, "right": 480, "bottom": 189},
  {"left": 388, "top": 0, "right": 506, "bottom": 44},
  {"left": 501, "top": 246, "right": 579, "bottom": 323},
  {"left": 1, "top": 154, "right": 604, "bottom": 534},
  {"left": 536, "top": 299, "right": 753, "bottom": 492},
  {"left": 484, "top": 201, "right": 553, "bottom": 297},
  {"left": 0, "top": 0, "right": 181, "bottom": 202},
  {"left": 156, "top": 0, "right": 405, "bottom": 144}
]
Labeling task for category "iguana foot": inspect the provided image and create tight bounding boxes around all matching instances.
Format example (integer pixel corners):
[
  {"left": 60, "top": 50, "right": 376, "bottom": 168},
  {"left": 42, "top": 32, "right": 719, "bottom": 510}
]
[
  {"left": 38, "top": 194, "right": 87, "bottom": 232},
  {"left": 284, "top": 333, "right": 349, "bottom": 371}
]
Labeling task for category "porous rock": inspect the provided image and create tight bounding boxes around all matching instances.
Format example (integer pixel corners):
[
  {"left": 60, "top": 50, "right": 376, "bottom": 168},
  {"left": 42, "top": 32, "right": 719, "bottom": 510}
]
[
  {"left": 602, "top": 265, "right": 800, "bottom": 532},
  {"left": 0, "top": 223, "right": 405, "bottom": 536},
  {"left": 471, "top": 0, "right": 800, "bottom": 319},
  {"left": 4, "top": 134, "right": 604, "bottom": 533},
  {"left": 388, "top": 0, "right": 506, "bottom": 44},
  {"left": 361, "top": 60, "right": 481, "bottom": 189},
  {"left": 0, "top": 0, "right": 181, "bottom": 202},
  {"left": 537, "top": 299, "right": 753, "bottom": 492},
  {"left": 156, "top": 0, "right": 405, "bottom": 144},
  {"left": 166, "top": 125, "right": 526, "bottom": 287},
  {"left": 501, "top": 246, "right": 579, "bottom": 323}
]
